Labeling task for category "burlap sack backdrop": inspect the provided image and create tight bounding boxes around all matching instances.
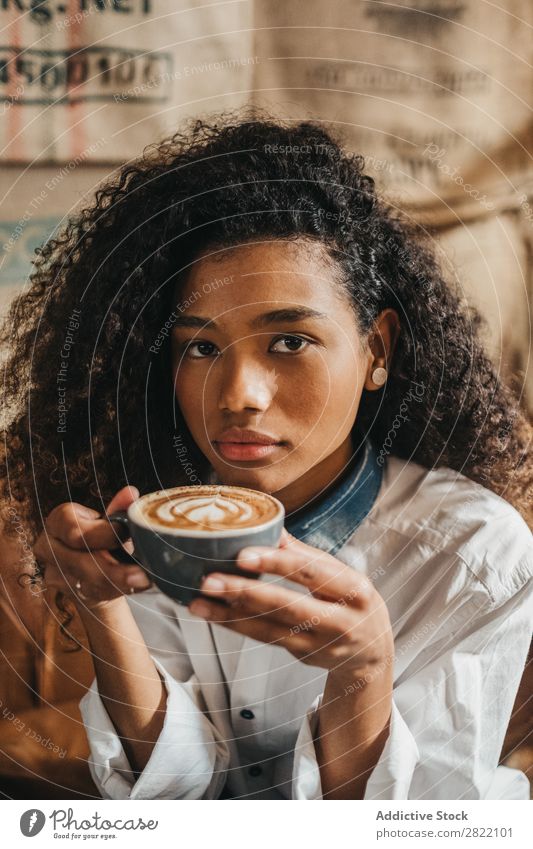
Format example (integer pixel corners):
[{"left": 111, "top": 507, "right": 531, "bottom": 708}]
[
  {"left": 1, "top": 0, "right": 532, "bottom": 407},
  {"left": 0, "top": 0, "right": 254, "bottom": 163}
]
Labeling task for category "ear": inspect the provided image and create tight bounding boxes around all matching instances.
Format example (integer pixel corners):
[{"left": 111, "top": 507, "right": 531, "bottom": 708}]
[{"left": 363, "top": 309, "right": 401, "bottom": 391}]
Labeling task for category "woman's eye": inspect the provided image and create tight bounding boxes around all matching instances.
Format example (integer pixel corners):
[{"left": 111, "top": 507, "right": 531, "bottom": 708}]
[
  {"left": 183, "top": 341, "right": 218, "bottom": 359},
  {"left": 270, "top": 335, "right": 310, "bottom": 354}
]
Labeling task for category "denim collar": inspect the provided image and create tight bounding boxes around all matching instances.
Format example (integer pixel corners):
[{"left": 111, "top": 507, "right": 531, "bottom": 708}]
[
  {"left": 283, "top": 439, "right": 383, "bottom": 556},
  {"left": 207, "top": 438, "right": 382, "bottom": 557}
]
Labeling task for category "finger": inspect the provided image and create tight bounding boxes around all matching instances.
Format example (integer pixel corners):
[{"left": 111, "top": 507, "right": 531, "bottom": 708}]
[
  {"left": 34, "top": 533, "right": 151, "bottom": 594},
  {"left": 199, "top": 573, "right": 354, "bottom": 635},
  {"left": 188, "top": 597, "right": 315, "bottom": 658},
  {"left": 279, "top": 527, "right": 296, "bottom": 548},
  {"left": 29, "top": 556, "right": 70, "bottom": 594},
  {"left": 44, "top": 484, "right": 139, "bottom": 536},
  {"left": 236, "top": 538, "right": 373, "bottom": 605},
  {"left": 105, "top": 485, "right": 140, "bottom": 547},
  {"left": 105, "top": 485, "right": 139, "bottom": 516},
  {"left": 45, "top": 498, "right": 132, "bottom": 552}
]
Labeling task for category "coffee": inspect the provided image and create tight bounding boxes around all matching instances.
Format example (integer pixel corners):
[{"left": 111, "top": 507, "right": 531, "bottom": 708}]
[{"left": 138, "top": 486, "right": 279, "bottom": 532}]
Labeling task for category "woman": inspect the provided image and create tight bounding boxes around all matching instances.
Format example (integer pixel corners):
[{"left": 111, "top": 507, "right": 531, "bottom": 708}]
[{"left": 1, "top": 116, "right": 532, "bottom": 800}]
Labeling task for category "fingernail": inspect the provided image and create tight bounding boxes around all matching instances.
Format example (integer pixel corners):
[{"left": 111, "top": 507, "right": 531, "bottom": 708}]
[
  {"left": 202, "top": 576, "right": 225, "bottom": 591},
  {"left": 75, "top": 505, "right": 100, "bottom": 519},
  {"left": 190, "top": 600, "right": 211, "bottom": 617},
  {"left": 126, "top": 572, "right": 149, "bottom": 588},
  {"left": 237, "top": 549, "right": 262, "bottom": 567}
]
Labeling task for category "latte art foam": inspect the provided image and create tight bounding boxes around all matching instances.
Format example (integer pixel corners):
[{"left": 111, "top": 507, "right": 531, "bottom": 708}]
[{"left": 140, "top": 486, "right": 280, "bottom": 532}]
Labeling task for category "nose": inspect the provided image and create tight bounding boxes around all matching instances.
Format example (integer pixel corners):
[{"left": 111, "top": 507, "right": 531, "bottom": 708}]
[{"left": 216, "top": 350, "right": 276, "bottom": 415}]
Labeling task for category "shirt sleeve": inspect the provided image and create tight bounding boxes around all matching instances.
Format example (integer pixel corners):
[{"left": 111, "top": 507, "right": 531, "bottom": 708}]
[
  {"left": 291, "top": 567, "right": 532, "bottom": 800},
  {"left": 291, "top": 694, "right": 418, "bottom": 800},
  {"left": 79, "top": 589, "right": 230, "bottom": 800}
]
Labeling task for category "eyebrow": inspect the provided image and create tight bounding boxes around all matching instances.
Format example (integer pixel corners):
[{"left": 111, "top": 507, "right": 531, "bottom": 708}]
[{"left": 172, "top": 307, "right": 329, "bottom": 331}]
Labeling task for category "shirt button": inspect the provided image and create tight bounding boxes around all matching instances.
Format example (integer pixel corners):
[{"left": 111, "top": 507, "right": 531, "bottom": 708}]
[
  {"left": 248, "top": 765, "right": 262, "bottom": 777},
  {"left": 240, "top": 709, "right": 255, "bottom": 720}
]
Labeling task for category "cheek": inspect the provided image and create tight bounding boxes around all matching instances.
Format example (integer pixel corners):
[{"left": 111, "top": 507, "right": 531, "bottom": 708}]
[
  {"left": 292, "top": 350, "right": 361, "bottom": 407},
  {"left": 291, "top": 354, "right": 362, "bottom": 436},
  {"left": 173, "top": 368, "right": 205, "bottom": 422}
]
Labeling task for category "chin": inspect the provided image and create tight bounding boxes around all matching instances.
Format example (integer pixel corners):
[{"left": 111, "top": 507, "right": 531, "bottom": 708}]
[{"left": 213, "top": 464, "right": 285, "bottom": 495}]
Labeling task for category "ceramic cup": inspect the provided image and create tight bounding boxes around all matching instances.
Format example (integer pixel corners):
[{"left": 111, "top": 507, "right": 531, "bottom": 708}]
[{"left": 108, "top": 484, "right": 285, "bottom": 604}]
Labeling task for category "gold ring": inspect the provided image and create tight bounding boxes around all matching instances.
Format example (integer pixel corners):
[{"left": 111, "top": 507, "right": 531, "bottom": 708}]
[{"left": 74, "top": 579, "right": 88, "bottom": 601}]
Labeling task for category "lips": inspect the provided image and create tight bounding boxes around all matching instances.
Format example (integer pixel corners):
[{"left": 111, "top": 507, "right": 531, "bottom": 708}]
[
  {"left": 215, "top": 442, "right": 282, "bottom": 460},
  {"left": 215, "top": 427, "right": 280, "bottom": 445},
  {"left": 213, "top": 427, "right": 284, "bottom": 461}
]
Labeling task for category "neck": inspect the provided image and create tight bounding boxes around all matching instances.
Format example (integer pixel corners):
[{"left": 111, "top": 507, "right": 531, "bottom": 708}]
[{"left": 274, "top": 434, "right": 357, "bottom": 517}]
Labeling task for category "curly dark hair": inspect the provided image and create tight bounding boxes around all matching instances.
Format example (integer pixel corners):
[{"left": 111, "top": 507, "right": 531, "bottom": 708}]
[{"left": 1, "top": 111, "right": 532, "bottom": 559}]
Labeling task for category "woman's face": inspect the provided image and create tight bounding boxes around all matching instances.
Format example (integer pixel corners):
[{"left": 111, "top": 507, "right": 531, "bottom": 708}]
[{"left": 170, "top": 240, "right": 389, "bottom": 513}]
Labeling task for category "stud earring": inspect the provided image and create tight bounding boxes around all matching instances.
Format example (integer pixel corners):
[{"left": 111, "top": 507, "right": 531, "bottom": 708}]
[{"left": 371, "top": 366, "right": 388, "bottom": 386}]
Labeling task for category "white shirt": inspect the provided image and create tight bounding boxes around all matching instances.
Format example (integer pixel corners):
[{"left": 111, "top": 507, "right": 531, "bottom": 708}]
[{"left": 80, "top": 454, "right": 533, "bottom": 800}]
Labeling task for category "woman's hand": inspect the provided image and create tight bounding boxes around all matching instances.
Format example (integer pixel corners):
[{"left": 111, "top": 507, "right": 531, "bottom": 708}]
[
  {"left": 189, "top": 528, "right": 394, "bottom": 683},
  {"left": 33, "top": 486, "right": 152, "bottom": 609}
]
